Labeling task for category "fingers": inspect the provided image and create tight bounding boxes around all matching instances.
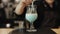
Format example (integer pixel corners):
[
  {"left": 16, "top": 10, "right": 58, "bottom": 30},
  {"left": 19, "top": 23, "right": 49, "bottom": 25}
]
[{"left": 21, "top": 0, "right": 32, "bottom": 5}]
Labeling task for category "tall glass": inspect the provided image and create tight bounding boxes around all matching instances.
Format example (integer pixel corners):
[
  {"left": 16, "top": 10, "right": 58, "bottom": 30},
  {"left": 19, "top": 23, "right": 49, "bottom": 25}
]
[{"left": 25, "top": 2, "right": 38, "bottom": 32}]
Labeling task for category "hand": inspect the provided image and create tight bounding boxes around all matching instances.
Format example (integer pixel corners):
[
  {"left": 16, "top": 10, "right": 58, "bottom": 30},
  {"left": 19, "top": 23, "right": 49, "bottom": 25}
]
[
  {"left": 15, "top": 0, "right": 32, "bottom": 15},
  {"left": 20, "top": 0, "right": 32, "bottom": 6}
]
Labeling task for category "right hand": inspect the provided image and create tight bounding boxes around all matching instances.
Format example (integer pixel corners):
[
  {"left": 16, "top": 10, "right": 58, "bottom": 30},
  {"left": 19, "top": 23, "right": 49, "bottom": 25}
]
[
  {"left": 15, "top": 0, "right": 33, "bottom": 15},
  {"left": 20, "top": 0, "right": 32, "bottom": 6}
]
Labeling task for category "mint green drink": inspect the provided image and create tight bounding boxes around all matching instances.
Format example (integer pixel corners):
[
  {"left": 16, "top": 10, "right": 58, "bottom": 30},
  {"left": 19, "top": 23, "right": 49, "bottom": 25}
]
[{"left": 25, "top": 13, "right": 38, "bottom": 23}]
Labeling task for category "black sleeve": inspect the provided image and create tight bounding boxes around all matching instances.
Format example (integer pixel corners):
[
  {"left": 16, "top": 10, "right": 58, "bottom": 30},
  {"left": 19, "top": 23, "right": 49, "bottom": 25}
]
[
  {"left": 13, "top": 7, "right": 27, "bottom": 20},
  {"left": 33, "top": 1, "right": 45, "bottom": 29}
]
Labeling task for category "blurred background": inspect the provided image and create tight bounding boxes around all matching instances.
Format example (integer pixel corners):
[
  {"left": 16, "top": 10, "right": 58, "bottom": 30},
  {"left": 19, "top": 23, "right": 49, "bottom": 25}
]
[{"left": 0, "top": 0, "right": 21, "bottom": 28}]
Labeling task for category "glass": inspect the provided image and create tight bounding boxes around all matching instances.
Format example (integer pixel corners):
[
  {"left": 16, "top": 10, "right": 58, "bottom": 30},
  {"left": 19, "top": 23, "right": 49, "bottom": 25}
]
[
  {"left": 14, "top": 20, "right": 24, "bottom": 32},
  {"left": 25, "top": 0, "right": 38, "bottom": 32},
  {"left": 14, "top": 21, "right": 20, "bottom": 29}
]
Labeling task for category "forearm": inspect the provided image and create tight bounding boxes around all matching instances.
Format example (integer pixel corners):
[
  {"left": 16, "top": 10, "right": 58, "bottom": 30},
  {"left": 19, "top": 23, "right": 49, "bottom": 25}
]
[
  {"left": 14, "top": 0, "right": 32, "bottom": 15},
  {"left": 15, "top": 2, "right": 26, "bottom": 15}
]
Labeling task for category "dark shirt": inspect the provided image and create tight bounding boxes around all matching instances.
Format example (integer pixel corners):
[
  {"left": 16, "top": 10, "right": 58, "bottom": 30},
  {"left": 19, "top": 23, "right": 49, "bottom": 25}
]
[{"left": 34, "top": 1, "right": 60, "bottom": 28}]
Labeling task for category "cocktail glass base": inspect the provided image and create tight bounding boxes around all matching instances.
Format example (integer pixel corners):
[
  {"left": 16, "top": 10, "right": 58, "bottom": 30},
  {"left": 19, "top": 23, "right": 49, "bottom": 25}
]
[{"left": 26, "top": 29, "right": 37, "bottom": 32}]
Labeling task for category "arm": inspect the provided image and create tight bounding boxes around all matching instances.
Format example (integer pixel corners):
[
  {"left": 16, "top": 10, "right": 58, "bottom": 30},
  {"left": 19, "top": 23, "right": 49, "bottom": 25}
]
[
  {"left": 14, "top": 0, "right": 32, "bottom": 15},
  {"left": 14, "top": 2, "right": 26, "bottom": 15}
]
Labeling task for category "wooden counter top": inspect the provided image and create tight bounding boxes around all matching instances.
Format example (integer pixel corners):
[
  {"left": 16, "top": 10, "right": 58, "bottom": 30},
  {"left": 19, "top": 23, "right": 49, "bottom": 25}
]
[
  {"left": 0, "top": 28, "right": 60, "bottom": 34},
  {"left": 0, "top": 28, "right": 14, "bottom": 34},
  {"left": 51, "top": 28, "right": 60, "bottom": 34}
]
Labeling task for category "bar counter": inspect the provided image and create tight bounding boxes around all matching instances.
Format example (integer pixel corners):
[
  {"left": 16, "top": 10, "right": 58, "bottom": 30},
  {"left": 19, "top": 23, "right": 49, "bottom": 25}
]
[{"left": 0, "top": 28, "right": 60, "bottom": 34}]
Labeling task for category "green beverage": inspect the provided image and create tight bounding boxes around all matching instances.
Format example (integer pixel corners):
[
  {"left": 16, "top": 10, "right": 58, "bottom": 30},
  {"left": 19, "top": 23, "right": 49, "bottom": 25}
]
[{"left": 25, "top": 13, "right": 38, "bottom": 23}]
